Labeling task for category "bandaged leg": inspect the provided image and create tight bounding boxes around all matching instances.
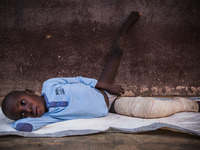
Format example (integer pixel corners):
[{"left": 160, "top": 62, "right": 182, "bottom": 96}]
[{"left": 114, "top": 97, "right": 199, "bottom": 118}]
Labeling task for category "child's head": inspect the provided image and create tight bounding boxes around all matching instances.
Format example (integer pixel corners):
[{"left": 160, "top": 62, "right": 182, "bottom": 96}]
[{"left": 1, "top": 90, "right": 46, "bottom": 120}]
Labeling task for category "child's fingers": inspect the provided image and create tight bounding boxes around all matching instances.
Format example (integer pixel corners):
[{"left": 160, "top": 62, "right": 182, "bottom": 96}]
[
  {"left": 120, "top": 86, "right": 125, "bottom": 94},
  {"left": 121, "top": 89, "right": 125, "bottom": 94},
  {"left": 120, "top": 89, "right": 125, "bottom": 95},
  {"left": 118, "top": 87, "right": 125, "bottom": 95}
]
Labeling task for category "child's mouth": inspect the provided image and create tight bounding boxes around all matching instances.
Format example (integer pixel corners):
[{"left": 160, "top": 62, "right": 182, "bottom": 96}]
[
  {"left": 33, "top": 107, "right": 38, "bottom": 117},
  {"left": 35, "top": 107, "right": 38, "bottom": 116}
]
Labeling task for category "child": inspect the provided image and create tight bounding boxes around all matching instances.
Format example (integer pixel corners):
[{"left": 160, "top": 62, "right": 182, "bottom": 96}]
[{"left": 1, "top": 12, "right": 199, "bottom": 132}]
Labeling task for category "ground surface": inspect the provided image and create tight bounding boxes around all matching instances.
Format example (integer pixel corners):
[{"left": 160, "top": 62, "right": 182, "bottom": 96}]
[{"left": 0, "top": 130, "right": 199, "bottom": 150}]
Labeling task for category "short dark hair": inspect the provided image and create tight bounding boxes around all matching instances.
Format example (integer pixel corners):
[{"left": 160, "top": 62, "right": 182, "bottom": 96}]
[{"left": 1, "top": 91, "right": 25, "bottom": 118}]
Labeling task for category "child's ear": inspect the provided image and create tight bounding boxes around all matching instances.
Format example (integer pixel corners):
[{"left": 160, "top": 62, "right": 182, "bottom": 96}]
[{"left": 25, "top": 89, "right": 35, "bottom": 94}]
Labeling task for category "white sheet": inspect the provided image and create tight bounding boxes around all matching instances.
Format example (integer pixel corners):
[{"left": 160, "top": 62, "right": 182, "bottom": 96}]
[{"left": 0, "top": 108, "right": 200, "bottom": 137}]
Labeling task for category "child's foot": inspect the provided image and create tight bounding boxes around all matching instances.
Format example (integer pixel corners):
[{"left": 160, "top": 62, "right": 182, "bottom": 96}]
[
  {"left": 119, "top": 11, "right": 141, "bottom": 36},
  {"left": 113, "top": 12, "right": 141, "bottom": 53}
]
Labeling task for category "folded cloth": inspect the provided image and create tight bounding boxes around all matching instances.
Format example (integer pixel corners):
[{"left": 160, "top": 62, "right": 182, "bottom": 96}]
[{"left": 0, "top": 98, "right": 200, "bottom": 137}]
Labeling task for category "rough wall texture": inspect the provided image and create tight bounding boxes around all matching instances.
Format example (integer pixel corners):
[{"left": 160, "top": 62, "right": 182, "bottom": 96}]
[{"left": 0, "top": 0, "right": 200, "bottom": 97}]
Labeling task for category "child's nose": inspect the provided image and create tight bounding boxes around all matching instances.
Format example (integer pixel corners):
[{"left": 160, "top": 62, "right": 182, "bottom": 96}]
[
  {"left": 27, "top": 107, "right": 32, "bottom": 113},
  {"left": 24, "top": 105, "right": 32, "bottom": 113}
]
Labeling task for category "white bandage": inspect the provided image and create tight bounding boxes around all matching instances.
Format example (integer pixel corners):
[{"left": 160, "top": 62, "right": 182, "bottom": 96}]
[{"left": 114, "top": 97, "right": 199, "bottom": 118}]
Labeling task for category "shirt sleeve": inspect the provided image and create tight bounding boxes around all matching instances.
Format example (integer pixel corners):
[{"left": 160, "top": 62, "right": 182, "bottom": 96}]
[
  {"left": 43, "top": 76, "right": 98, "bottom": 88},
  {"left": 9, "top": 116, "right": 61, "bottom": 132}
]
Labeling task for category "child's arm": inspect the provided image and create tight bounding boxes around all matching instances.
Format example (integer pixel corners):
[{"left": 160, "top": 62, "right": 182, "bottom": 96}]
[
  {"left": 43, "top": 77, "right": 124, "bottom": 95},
  {"left": 95, "top": 81, "right": 125, "bottom": 96},
  {"left": 43, "top": 76, "right": 98, "bottom": 88},
  {"left": 62, "top": 76, "right": 97, "bottom": 87},
  {"left": 10, "top": 116, "right": 60, "bottom": 132}
]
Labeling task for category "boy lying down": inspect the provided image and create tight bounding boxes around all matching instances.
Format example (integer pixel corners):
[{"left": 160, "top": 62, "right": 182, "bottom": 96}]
[{"left": 1, "top": 12, "right": 200, "bottom": 132}]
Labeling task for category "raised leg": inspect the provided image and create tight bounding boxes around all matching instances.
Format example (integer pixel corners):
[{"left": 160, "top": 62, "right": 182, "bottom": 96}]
[{"left": 98, "top": 12, "right": 141, "bottom": 84}]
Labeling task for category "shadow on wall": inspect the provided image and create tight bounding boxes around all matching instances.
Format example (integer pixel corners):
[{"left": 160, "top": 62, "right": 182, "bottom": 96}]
[{"left": 0, "top": 0, "right": 200, "bottom": 96}]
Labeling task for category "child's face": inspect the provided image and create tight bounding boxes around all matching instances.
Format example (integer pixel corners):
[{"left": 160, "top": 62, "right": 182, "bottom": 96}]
[{"left": 6, "top": 92, "right": 46, "bottom": 120}]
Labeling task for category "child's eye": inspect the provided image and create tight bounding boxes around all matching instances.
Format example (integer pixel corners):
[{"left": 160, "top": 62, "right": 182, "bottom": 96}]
[
  {"left": 21, "top": 112, "right": 25, "bottom": 118},
  {"left": 20, "top": 100, "right": 26, "bottom": 106}
]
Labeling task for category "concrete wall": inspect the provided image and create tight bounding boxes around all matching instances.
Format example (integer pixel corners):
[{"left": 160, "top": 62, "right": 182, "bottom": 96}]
[{"left": 0, "top": 0, "right": 200, "bottom": 97}]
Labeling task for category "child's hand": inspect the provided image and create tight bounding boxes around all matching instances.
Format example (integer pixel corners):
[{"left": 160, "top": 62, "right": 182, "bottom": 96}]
[
  {"left": 107, "top": 84, "right": 125, "bottom": 96},
  {"left": 95, "top": 81, "right": 125, "bottom": 96}
]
